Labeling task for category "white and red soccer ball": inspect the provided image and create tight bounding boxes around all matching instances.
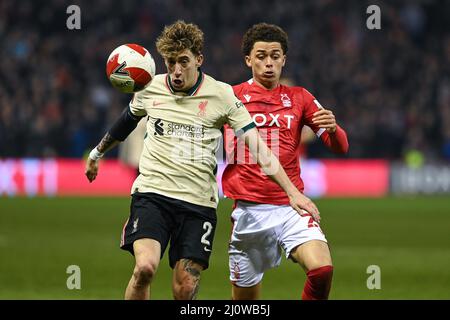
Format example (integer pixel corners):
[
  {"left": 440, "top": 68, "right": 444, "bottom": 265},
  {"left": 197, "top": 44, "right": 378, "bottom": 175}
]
[{"left": 106, "top": 43, "right": 156, "bottom": 93}]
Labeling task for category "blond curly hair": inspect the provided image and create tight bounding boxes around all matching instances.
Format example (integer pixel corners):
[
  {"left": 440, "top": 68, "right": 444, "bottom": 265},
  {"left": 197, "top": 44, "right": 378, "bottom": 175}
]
[{"left": 156, "top": 20, "right": 204, "bottom": 59}]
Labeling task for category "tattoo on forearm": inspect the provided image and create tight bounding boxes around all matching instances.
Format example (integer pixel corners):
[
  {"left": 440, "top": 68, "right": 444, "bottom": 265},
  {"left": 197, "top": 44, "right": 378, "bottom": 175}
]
[
  {"left": 97, "top": 133, "right": 116, "bottom": 153},
  {"left": 189, "top": 281, "right": 200, "bottom": 300},
  {"left": 183, "top": 259, "right": 201, "bottom": 300},
  {"left": 183, "top": 259, "right": 201, "bottom": 277}
]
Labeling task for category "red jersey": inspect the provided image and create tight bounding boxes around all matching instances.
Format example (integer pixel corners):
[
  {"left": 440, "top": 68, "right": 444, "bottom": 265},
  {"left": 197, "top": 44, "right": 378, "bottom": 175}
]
[{"left": 222, "top": 79, "right": 348, "bottom": 205}]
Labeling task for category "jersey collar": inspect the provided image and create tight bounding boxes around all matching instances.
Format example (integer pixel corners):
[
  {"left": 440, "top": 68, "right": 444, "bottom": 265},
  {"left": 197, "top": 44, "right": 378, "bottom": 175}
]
[
  {"left": 248, "top": 78, "right": 280, "bottom": 92},
  {"left": 166, "top": 68, "right": 204, "bottom": 96}
]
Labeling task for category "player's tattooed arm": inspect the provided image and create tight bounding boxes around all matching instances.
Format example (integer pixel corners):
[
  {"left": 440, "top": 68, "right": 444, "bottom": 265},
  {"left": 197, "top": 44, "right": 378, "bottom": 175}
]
[
  {"left": 96, "top": 132, "right": 120, "bottom": 153},
  {"left": 85, "top": 107, "right": 141, "bottom": 182},
  {"left": 85, "top": 132, "right": 120, "bottom": 183}
]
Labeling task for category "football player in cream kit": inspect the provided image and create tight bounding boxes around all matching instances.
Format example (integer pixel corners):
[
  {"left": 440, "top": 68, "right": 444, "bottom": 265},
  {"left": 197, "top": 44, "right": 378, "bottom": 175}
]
[{"left": 85, "top": 20, "right": 320, "bottom": 300}]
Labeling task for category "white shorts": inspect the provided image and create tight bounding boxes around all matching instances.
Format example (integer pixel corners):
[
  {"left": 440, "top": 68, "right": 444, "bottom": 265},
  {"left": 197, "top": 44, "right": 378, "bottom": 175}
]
[{"left": 229, "top": 201, "right": 327, "bottom": 287}]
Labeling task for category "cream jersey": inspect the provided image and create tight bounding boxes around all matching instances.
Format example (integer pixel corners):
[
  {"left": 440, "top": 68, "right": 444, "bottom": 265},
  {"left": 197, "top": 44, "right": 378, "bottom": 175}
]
[{"left": 129, "top": 71, "right": 255, "bottom": 208}]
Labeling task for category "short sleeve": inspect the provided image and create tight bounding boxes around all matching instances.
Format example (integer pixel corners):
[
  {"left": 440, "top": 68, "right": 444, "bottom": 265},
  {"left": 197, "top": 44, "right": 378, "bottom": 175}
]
[
  {"left": 129, "top": 91, "right": 147, "bottom": 117},
  {"left": 301, "top": 88, "right": 326, "bottom": 138},
  {"left": 222, "top": 84, "right": 255, "bottom": 135}
]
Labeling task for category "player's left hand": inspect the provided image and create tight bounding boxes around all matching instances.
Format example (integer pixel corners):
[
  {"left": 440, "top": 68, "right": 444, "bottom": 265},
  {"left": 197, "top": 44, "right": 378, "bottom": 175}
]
[
  {"left": 289, "top": 192, "right": 321, "bottom": 223},
  {"left": 312, "top": 109, "right": 336, "bottom": 133}
]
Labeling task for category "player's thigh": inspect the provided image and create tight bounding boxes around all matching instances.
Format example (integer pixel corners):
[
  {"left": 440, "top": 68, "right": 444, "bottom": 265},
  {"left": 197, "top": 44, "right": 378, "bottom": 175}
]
[
  {"left": 232, "top": 282, "right": 261, "bottom": 300},
  {"left": 228, "top": 205, "right": 281, "bottom": 288},
  {"left": 279, "top": 208, "right": 331, "bottom": 270},
  {"left": 229, "top": 242, "right": 266, "bottom": 288},
  {"left": 291, "top": 240, "right": 332, "bottom": 272},
  {"left": 132, "top": 238, "right": 162, "bottom": 274},
  {"left": 121, "top": 192, "right": 171, "bottom": 257}
]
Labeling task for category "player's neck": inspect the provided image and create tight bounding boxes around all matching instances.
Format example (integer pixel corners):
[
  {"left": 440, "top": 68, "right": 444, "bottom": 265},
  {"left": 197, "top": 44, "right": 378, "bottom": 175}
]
[
  {"left": 183, "top": 69, "right": 201, "bottom": 92},
  {"left": 252, "top": 78, "right": 279, "bottom": 91},
  {"left": 168, "top": 68, "right": 203, "bottom": 95}
]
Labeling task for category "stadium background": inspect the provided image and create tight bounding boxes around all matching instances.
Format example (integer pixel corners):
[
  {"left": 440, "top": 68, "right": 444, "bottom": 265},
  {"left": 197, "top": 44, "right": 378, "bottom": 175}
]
[{"left": 0, "top": 0, "right": 449, "bottom": 299}]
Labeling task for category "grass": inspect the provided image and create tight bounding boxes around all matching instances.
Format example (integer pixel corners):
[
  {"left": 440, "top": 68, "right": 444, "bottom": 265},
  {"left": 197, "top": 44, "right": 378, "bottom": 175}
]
[{"left": 0, "top": 196, "right": 449, "bottom": 299}]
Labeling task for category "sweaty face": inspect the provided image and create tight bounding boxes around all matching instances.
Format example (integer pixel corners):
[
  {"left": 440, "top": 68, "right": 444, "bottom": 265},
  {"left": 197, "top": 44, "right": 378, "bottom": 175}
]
[
  {"left": 246, "top": 41, "right": 286, "bottom": 90},
  {"left": 165, "top": 49, "right": 203, "bottom": 91}
]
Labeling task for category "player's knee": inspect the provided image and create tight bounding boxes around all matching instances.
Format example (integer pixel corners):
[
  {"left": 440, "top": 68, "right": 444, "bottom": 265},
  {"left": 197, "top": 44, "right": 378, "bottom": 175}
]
[
  {"left": 310, "top": 254, "right": 333, "bottom": 269},
  {"left": 294, "top": 241, "right": 333, "bottom": 271},
  {"left": 133, "top": 262, "right": 157, "bottom": 286},
  {"left": 309, "top": 257, "right": 333, "bottom": 272},
  {"left": 310, "top": 254, "right": 333, "bottom": 270}
]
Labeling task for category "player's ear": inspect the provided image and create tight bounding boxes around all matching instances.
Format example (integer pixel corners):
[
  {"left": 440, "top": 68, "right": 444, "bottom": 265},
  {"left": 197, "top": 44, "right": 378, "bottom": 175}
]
[
  {"left": 196, "top": 54, "right": 204, "bottom": 67},
  {"left": 282, "top": 55, "right": 286, "bottom": 67},
  {"left": 245, "top": 55, "right": 252, "bottom": 68}
]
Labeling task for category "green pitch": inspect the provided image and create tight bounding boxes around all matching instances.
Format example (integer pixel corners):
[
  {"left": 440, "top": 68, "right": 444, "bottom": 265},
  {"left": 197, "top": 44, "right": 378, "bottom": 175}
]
[{"left": 0, "top": 196, "right": 449, "bottom": 299}]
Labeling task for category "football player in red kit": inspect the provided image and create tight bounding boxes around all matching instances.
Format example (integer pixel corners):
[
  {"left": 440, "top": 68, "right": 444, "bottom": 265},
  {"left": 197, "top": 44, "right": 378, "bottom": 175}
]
[{"left": 222, "top": 23, "right": 349, "bottom": 300}]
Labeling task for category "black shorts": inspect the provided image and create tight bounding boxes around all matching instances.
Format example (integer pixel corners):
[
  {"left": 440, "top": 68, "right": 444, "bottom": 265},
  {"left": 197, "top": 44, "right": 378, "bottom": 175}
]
[{"left": 120, "top": 192, "right": 217, "bottom": 270}]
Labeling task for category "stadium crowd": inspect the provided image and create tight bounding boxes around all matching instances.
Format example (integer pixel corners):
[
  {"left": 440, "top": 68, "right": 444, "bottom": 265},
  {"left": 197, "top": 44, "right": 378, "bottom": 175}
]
[{"left": 0, "top": 0, "right": 449, "bottom": 160}]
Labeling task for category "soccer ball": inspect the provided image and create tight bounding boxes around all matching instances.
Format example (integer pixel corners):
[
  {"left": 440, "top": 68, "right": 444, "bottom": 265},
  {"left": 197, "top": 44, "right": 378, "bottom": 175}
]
[{"left": 106, "top": 44, "right": 156, "bottom": 93}]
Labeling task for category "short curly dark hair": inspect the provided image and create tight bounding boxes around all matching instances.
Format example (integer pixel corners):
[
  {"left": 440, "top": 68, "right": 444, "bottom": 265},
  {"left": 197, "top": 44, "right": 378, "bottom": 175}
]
[
  {"left": 156, "top": 20, "right": 204, "bottom": 59},
  {"left": 242, "top": 23, "right": 288, "bottom": 56}
]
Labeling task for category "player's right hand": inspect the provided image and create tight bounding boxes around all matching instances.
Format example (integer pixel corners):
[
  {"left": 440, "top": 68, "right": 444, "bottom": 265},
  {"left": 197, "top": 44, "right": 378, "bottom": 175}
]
[
  {"left": 289, "top": 192, "right": 321, "bottom": 223},
  {"left": 85, "top": 158, "right": 99, "bottom": 183}
]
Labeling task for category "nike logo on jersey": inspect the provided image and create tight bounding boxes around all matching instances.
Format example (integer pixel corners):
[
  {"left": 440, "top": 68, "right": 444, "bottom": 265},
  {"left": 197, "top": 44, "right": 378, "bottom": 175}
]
[
  {"left": 153, "top": 101, "right": 164, "bottom": 106},
  {"left": 243, "top": 94, "right": 251, "bottom": 102},
  {"left": 204, "top": 246, "right": 211, "bottom": 252}
]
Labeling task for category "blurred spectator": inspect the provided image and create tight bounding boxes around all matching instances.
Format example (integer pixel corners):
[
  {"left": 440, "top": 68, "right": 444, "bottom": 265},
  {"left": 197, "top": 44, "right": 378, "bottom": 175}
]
[{"left": 0, "top": 0, "right": 448, "bottom": 161}]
